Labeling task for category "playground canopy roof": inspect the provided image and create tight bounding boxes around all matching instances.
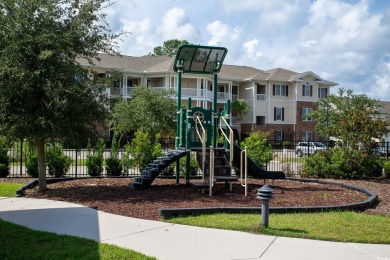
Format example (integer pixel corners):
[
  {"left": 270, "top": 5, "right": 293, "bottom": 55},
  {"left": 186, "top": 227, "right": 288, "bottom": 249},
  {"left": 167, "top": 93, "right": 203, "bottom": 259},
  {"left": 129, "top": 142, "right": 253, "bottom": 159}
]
[{"left": 173, "top": 45, "right": 228, "bottom": 75}]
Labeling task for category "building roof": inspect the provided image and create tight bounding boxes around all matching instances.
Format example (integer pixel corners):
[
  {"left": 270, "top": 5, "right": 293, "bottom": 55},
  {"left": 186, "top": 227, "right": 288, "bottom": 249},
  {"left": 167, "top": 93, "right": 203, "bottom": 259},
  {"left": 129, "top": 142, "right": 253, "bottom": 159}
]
[{"left": 77, "top": 53, "right": 337, "bottom": 86}]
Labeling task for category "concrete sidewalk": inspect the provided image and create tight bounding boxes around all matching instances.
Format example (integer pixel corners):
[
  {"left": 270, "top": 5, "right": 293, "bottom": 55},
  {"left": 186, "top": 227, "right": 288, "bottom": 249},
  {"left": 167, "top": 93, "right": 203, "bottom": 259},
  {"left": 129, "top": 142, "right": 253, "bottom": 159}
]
[{"left": 0, "top": 197, "right": 389, "bottom": 260}]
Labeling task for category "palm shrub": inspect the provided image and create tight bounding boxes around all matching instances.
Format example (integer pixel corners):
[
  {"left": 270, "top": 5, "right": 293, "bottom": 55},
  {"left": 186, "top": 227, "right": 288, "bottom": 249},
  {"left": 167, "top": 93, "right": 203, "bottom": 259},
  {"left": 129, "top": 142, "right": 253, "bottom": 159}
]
[
  {"left": 105, "top": 137, "right": 122, "bottom": 176},
  {"left": 86, "top": 139, "right": 105, "bottom": 177},
  {"left": 0, "top": 137, "right": 9, "bottom": 178},
  {"left": 46, "top": 144, "right": 72, "bottom": 178},
  {"left": 240, "top": 131, "right": 274, "bottom": 169}
]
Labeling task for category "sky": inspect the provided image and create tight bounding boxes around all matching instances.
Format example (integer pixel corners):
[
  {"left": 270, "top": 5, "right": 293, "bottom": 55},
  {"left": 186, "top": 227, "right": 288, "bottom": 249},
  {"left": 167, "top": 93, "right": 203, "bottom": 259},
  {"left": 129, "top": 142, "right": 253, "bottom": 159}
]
[{"left": 105, "top": 0, "right": 390, "bottom": 100}]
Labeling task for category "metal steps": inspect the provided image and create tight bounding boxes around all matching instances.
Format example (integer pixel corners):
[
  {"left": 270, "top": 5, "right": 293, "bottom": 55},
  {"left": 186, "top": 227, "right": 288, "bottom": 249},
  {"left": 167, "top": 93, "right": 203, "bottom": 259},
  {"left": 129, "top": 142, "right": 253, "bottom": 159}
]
[{"left": 128, "top": 149, "right": 187, "bottom": 189}]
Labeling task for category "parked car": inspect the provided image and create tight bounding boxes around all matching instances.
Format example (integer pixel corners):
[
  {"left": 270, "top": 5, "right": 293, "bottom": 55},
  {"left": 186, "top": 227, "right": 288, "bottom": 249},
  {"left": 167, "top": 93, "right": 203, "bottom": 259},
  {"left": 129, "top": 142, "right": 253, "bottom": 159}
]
[
  {"left": 295, "top": 142, "right": 327, "bottom": 157},
  {"left": 372, "top": 146, "right": 390, "bottom": 156}
]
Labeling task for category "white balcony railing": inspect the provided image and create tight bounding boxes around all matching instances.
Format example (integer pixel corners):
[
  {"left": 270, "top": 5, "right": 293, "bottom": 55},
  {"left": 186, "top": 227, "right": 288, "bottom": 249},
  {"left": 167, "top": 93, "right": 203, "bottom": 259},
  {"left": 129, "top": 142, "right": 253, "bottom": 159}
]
[
  {"left": 257, "top": 94, "right": 266, "bottom": 101},
  {"left": 107, "top": 86, "right": 233, "bottom": 102}
]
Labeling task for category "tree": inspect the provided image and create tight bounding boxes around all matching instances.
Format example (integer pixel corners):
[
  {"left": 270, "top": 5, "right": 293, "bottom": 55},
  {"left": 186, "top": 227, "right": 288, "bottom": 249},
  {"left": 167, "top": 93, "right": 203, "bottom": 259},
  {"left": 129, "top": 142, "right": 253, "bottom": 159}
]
[
  {"left": 0, "top": 0, "right": 121, "bottom": 191},
  {"left": 231, "top": 99, "right": 250, "bottom": 120},
  {"left": 149, "top": 39, "right": 190, "bottom": 57},
  {"left": 111, "top": 86, "right": 176, "bottom": 136},
  {"left": 312, "top": 88, "right": 388, "bottom": 151}
]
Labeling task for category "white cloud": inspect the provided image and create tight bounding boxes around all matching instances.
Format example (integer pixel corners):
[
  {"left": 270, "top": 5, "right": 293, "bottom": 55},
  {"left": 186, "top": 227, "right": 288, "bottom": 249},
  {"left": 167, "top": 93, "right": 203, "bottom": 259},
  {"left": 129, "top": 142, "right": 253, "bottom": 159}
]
[
  {"left": 157, "top": 7, "right": 200, "bottom": 41},
  {"left": 243, "top": 39, "right": 264, "bottom": 59},
  {"left": 206, "top": 21, "right": 242, "bottom": 46}
]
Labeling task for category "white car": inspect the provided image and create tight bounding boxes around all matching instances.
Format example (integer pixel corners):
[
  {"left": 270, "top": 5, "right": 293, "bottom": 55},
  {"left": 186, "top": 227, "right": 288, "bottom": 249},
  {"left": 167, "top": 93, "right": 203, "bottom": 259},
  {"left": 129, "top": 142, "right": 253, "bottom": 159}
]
[{"left": 295, "top": 142, "right": 327, "bottom": 157}]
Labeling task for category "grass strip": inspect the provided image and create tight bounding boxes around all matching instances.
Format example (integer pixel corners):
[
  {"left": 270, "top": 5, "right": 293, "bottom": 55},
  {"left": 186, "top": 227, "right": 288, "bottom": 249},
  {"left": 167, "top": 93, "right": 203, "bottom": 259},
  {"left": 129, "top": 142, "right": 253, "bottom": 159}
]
[
  {"left": 0, "top": 183, "right": 23, "bottom": 197},
  {"left": 166, "top": 211, "right": 390, "bottom": 244},
  {"left": 0, "top": 219, "right": 156, "bottom": 260}
]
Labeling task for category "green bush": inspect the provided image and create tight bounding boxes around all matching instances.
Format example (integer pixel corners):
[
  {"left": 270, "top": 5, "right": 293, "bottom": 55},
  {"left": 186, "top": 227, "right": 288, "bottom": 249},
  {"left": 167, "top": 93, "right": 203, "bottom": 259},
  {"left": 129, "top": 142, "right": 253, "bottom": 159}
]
[
  {"left": 122, "top": 131, "right": 162, "bottom": 171},
  {"left": 0, "top": 138, "right": 9, "bottom": 178},
  {"left": 180, "top": 153, "right": 199, "bottom": 177},
  {"left": 25, "top": 151, "right": 39, "bottom": 178},
  {"left": 303, "top": 147, "right": 383, "bottom": 179},
  {"left": 46, "top": 145, "right": 72, "bottom": 178},
  {"left": 105, "top": 157, "right": 122, "bottom": 176},
  {"left": 383, "top": 161, "right": 390, "bottom": 178},
  {"left": 86, "top": 139, "right": 105, "bottom": 177},
  {"left": 105, "top": 136, "right": 122, "bottom": 176},
  {"left": 240, "top": 132, "right": 274, "bottom": 169}
]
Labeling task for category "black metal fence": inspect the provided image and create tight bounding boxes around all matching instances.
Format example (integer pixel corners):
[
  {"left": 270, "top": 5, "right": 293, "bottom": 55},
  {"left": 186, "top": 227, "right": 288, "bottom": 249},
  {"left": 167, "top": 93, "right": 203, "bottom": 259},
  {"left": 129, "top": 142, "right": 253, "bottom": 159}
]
[
  {"left": 4, "top": 139, "right": 390, "bottom": 178},
  {"left": 6, "top": 138, "right": 176, "bottom": 178}
]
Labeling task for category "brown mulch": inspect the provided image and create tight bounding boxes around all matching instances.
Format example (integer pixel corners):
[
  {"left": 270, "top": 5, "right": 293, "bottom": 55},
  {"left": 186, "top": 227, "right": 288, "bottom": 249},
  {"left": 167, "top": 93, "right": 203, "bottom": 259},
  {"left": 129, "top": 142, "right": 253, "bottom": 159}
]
[{"left": 17, "top": 177, "right": 390, "bottom": 221}]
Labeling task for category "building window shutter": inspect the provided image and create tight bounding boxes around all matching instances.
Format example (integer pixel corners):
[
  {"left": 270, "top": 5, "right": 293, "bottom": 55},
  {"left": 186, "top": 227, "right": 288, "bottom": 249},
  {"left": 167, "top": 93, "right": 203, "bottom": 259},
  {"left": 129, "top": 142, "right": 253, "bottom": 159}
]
[
  {"left": 310, "top": 85, "right": 313, "bottom": 96},
  {"left": 286, "top": 85, "right": 289, "bottom": 96},
  {"left": 274, "top": 107, "right": 276, "bottom": 121},
  {"left": 302, "top": 85, "right": 305, "bottom": 96},
  {"left": 273, "top": 84, "right": 275, "bottom": 96},
  {"left": 282, "top": 108, "right": 285, "bottom": 121},
  {"left": 325, "top": 88, "right": 328, "bottom": 98}
]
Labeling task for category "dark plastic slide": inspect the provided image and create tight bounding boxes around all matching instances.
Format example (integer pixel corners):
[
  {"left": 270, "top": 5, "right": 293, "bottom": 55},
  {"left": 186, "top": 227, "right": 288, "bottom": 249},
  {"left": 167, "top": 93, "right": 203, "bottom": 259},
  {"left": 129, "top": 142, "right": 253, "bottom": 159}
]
[{"left": 232, "top": 144, "right": 285, "bottom": 179}]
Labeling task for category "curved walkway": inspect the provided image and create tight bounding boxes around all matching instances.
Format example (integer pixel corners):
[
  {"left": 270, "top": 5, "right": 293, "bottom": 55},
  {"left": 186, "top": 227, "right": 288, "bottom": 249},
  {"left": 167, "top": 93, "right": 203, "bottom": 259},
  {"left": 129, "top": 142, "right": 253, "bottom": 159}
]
[{"left": 0, "top": 197, "right": 389, "bottom": 260}]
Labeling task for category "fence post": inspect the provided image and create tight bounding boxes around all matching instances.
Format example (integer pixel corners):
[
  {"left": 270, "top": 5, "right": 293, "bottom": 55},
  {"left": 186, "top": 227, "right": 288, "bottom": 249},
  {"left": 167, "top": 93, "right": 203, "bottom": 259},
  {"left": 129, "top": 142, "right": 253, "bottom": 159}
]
[{"left": 75, "top": 149, "right": 78, "bottom": 178}]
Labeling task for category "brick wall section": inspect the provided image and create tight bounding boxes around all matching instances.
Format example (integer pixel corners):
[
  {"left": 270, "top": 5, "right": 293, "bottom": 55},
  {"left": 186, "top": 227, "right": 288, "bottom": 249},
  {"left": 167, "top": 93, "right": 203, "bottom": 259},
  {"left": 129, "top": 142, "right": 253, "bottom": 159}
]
[
  {"left": 241, "top": 123, "right": 295, "bottom": 140},
  {"left": 296, "top": 101, "right": 318, "bottom": 140},
  {"left": 241, "top": 101, "right": 319, "bottom": 140}
]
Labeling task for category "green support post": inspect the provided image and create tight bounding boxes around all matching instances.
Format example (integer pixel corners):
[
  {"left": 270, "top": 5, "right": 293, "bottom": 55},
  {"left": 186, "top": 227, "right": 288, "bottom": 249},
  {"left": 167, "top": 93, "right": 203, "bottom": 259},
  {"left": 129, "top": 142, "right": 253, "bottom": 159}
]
[
  {"left": 175, "top": 59, "right": 183, "bottom": 184},
  {"left": 226, "top": 99, "right": 231, "bottom": 151},
  {"left": 186, "top": 98, "right": 192, "bottom": 185},
  {"left": 212, "top": 73, "right": 218, "bottom": 148}
]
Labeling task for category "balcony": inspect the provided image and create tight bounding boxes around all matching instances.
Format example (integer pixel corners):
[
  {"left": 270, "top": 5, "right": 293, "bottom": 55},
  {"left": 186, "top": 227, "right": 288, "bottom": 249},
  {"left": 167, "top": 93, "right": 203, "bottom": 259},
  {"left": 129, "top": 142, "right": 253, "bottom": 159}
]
[{"left": 257, "top": 94, "right": 266, "bottom": 101}]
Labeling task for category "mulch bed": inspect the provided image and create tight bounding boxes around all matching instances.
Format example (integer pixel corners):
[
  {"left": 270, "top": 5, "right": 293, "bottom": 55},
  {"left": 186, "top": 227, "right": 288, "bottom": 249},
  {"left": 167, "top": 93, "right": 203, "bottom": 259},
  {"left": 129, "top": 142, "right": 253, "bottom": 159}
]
[{"left": 19, "top": 177, "right": 390, "bottom": 220}]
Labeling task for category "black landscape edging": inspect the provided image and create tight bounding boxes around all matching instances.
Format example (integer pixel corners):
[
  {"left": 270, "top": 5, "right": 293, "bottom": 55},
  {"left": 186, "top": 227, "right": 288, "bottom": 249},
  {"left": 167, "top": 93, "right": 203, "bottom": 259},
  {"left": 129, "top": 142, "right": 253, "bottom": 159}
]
[
  {"left": 158, "top": 178, "right": 378, "bottom": 219},
  {"left": 16, "top": 177, "right": 79, "bottom": 197}
]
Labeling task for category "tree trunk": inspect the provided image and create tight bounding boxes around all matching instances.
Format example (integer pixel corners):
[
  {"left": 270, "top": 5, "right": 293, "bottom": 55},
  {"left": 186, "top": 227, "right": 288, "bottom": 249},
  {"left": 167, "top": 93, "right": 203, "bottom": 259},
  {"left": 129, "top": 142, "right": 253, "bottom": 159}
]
[{"left": 36, "top": 139, "right": 47, "bottom": 192}]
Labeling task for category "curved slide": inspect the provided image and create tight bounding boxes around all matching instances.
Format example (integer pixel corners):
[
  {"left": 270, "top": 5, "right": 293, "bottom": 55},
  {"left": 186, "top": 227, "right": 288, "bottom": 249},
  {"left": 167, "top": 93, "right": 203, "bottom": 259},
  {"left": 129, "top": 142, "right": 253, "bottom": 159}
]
[{"left": 232, "top": 144, "right": 285, "bottom": 179}]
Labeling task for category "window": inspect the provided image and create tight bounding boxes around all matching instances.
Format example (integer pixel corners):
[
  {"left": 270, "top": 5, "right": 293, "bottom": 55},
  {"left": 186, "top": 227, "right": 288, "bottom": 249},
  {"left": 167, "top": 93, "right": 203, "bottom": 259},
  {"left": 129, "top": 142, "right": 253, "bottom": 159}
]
[
  {"left": 301, "top": 131, "right": 312, "bottom": 141},
  {"left": 273, "top": 84, "right": 288, "bottom": 96},
  {"left": 275, "top": 130, "right": 283, "bottom": 141},
  {"left": 302, "top": 82, "right": 312, "bottom": 97},
  {"left": 318, "top": 87, "right": 328, "bottom": 98},
  {"left": 274, "top": 107, "right": 285, "bottom": 121},
  {"left": 256, "top": 116, "right": 265, "bottom": 125},
  {"left": 302, "top": 107, "right": 313, "bottom": 121}
]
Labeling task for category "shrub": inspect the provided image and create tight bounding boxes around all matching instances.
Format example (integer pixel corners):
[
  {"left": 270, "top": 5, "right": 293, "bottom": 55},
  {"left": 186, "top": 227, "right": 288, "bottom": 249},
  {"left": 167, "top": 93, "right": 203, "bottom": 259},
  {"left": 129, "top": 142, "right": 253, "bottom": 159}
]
[
  {"left": 303, "top": 147, "right": 383, "bottom": 179},
  {"left": 105, "top": 136, "right": 122, "bottom": 176},
  {"left": 0, "top": 138, "right": 9, "bottom": 178},
  {"left": 105, "top": 157, "right": 122, "bottom": 176},
  {"left": 86, "top": 139, "right": 105, "bottom": 177},
  {"left": 122, "top": 131, "right": 162, "bottom": 171},
  {"left": 383, "top": 161, "right": 390, "bottom": 178},
  {"left": 180, "top": 153, "right": 199, "bottom": 177},
  {"left": 240, "top": 132, "right": 274, "bottom": 169},
  {"left": 25, "top": 151, "right": 39, "bottom": 178},
  {"left": 46, "top": 145, "right": 72, "bottom": 177}
]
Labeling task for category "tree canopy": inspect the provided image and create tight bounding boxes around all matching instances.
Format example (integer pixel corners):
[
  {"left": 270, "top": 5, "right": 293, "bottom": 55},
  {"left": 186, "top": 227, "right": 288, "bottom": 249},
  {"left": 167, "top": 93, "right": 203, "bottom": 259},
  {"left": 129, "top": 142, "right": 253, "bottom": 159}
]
[
  {"left": 312, "top": 88, "right": 388, "bottom": 151},
  {"left": 0, "top": 0, "right": 122, "bottom": 190},
  {"left": 149, "top": 39, "right": 190, "bottom": 57},
  {"left": 111, "top": 86, "right": 176, "bottom": 136}
]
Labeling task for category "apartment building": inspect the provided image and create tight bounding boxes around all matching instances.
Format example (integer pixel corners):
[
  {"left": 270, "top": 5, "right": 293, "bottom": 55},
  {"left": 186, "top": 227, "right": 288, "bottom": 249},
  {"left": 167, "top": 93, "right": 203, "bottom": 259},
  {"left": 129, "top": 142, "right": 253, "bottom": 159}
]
[{"left": 79, "top": 53, "right": 338, "bottom": 141}]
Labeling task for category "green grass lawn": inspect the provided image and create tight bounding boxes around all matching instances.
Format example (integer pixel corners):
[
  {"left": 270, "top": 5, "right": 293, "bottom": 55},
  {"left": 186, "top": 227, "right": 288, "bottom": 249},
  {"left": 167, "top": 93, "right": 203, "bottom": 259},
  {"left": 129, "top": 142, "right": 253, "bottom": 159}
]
[
  {"left": 166, "top": 211, "right": 390, "bottom": 244},
  {"left": 0, "top": 219, "right": 155, "bottom": 260},
  {"left": 0, "top": 183, "right": 23, "bottom": 197}
]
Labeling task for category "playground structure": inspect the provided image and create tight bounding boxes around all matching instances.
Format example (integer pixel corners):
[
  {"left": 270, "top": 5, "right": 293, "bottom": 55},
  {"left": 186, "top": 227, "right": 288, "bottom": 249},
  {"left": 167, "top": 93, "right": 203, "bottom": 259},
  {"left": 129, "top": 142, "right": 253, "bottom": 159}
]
[{"left": 128, "top": 45, "right": 285, "bottom": 195}]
